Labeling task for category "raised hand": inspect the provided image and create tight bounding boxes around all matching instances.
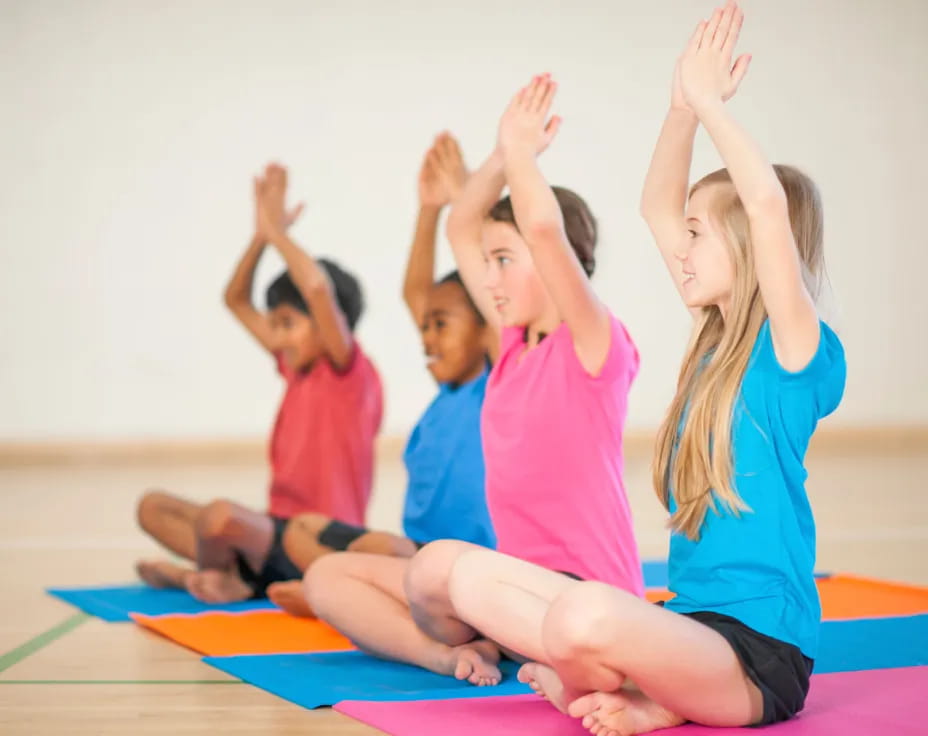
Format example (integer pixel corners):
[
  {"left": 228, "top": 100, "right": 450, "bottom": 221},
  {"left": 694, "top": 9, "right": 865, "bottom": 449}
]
[
  {"left": 679, "top": 1, "right": 751, "bottom": 113},
  {"left": 255, "top": 163, "right": 304, "bottom": 241},
  {"left": 496, "top": 73, "right": 562, "bottom": 159},
  {"left": 418, "top": 132, "right": 467, "bottom": 209}
]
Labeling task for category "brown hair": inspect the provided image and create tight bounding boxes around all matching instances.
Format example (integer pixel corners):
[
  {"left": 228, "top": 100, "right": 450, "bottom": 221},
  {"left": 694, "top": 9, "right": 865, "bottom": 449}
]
[
  {"left": 487, "top": 186, "right": 598, "bottom": 276},
  {"left": 652, "top": 165, "right": 825, "bottom": 540}
]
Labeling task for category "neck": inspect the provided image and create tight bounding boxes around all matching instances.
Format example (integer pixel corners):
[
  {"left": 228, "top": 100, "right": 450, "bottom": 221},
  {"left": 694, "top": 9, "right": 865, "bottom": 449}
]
[{"left": 523, "top": 306, "right": 560, "bottom": 348}]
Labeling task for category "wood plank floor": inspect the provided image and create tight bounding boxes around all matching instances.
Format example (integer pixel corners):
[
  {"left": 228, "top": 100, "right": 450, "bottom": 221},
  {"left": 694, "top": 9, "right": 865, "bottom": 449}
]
[{"left": 1, "top": 444, "right": 925, "bottom": 734}]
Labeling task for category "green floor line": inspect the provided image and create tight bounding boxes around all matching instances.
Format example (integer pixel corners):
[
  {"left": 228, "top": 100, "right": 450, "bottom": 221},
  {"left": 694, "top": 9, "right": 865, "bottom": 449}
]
[
  {"left": 0, "top": 679, "right": 241, "bottom": 684},
  {"left": 0, "top": 612, "right": 90, "bottom": 674}
]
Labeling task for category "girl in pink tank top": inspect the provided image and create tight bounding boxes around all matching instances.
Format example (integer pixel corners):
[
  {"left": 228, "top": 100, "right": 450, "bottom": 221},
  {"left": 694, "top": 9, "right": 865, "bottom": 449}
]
[{"left": 308, "top": 75, "right": 644, "bottom": 694}]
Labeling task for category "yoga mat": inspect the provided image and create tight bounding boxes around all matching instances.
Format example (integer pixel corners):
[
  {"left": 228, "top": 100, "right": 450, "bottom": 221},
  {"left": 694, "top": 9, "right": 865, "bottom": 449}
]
[
  {"left": 132, "top": 609, "right": 354, "bottom": 656},
  {"left": 203, "top": 650, "right": 531, "bottom": 709},
  {"left": 335, "top": 665, "right": 928, "bottom": 736},
  {"left": 817, "top": 574, "right": 928, "bottom": 619},
  {"left": 642, "top": 574, "right": 928, "bottom": 619},
  {"left": 817, "top": 613, "right": 928, "bottom": 673},
  {"left": 47, "top": 584, "right": 275, "bottom": 622}
]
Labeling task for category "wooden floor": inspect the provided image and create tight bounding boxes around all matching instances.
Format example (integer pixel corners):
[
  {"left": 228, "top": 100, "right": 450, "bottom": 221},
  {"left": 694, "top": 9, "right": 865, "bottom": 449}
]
[{"left": 0, "top": 444, "right": 926, "bottom": 734}]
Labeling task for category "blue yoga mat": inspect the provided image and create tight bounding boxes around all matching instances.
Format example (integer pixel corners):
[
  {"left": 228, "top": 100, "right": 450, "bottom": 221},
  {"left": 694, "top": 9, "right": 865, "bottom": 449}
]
[
  {"left": 47, "top": 584, "right": 277, "bottom": 622},
  {"left": 817, "top": 614, "right": 928, "bottom": 673},
  {"left": 204, "top": 650, "right": 531, "bottom": 709},
  {"left": 204, "top": 614, "right": 928, "bottom": 710}
]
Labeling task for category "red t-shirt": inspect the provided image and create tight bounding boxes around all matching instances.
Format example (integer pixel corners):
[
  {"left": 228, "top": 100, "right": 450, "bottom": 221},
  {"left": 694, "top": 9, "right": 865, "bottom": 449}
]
[{"left": 268, "top": 344, "right": 383, "bottom": 524}]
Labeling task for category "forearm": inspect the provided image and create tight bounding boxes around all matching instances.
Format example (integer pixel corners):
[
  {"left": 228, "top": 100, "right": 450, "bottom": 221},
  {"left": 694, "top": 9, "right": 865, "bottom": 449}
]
[
  {"left": 694, "top": 101, "right": 785, "bottom": 213},
  {"left": 224, "top": 235, "right": 265, "bottom": 307},
  {"left": 267, "top": 232, "right": 331, "bottom": 308},
  {"left": 502, "top": 148, "right": 562, "bottom": 238},
  {"left": 640, "top": 108, "right": 698, "bottom": 221},
  {"left": 403, "top": 206, "right": 441, "bottom": 309},
  {"left": 447, "top": 149, "right": 506, "bottom": 250}
]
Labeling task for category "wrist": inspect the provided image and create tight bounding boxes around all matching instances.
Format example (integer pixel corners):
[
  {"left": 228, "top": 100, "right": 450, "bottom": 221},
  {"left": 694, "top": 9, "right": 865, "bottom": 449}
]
[
  {"left": 668, "top": 106, "right": 698, "bottom": 125},
  {"left": 418, "top": 203, "right": 443, "bottom": 217},
  {"left": 689, "top": 96, "right": 726, "bottom": 120}
]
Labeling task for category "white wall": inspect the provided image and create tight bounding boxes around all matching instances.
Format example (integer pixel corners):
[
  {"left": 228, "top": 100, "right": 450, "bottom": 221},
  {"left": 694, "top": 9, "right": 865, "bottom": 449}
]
[{"left": 1, "top": 0, "right": 926, "bottom": 441}]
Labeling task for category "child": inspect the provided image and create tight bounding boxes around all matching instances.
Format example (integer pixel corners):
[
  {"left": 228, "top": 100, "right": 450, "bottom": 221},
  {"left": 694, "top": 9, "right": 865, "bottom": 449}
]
[
  {"left": 304, "top": 78, "right": 642, "bottom": 685},
  {"left": 261, "top": 134, "right": 498, "bottom": 616},
  {"left": 134, "top": 163, "right": 383, "bottom": 603},
  {"left": 421, "top": 4, "right": 846, "bottom": 733}
]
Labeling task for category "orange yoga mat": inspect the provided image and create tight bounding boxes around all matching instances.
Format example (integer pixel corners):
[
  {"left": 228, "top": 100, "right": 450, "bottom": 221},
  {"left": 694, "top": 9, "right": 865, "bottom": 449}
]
[
  {"left": 645, "top": 574, "right": 928, "bottom": 620},
  {"left": 132, "top": 609, "right": 355, "bottom": 656}
]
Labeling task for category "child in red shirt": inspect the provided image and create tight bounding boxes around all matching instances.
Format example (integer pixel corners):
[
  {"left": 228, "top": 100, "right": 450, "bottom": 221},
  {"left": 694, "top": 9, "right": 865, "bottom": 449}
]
[{"left": 134, "top": 163, "right": 383, "bottom": 603}]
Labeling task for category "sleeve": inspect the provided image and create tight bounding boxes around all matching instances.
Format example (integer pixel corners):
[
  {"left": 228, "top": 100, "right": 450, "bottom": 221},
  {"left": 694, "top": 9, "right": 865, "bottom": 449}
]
[
  {"left": 761, "top": 320, "right": 847, "bottom": 419},
  {"left": 576, "top": 314, "right": 640, "bottom": 388},
  {"left": 274, "top": 351, "right": 292, "bottom": 380}
]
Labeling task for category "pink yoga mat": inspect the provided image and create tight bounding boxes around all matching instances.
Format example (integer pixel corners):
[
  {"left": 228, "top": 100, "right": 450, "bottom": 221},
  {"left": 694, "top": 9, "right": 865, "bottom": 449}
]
[{"left": 336, "top": 666, "right": 928, "bottom": 736}]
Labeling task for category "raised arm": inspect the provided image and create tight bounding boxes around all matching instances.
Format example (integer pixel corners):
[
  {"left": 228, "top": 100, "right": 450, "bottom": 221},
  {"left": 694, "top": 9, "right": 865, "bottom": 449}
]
[
  {"left": 223, "top": 178, "right": 304, "bottom": 354},
  {"left": 681, "top": 1, "right": 818, "bottom": 370},
  {"left": 445, "top": 149, "right": 507, "bottom": 337},
  {"left": 403, "top": 133, "right": 467, "bottom": 328},
  {"left": 256, "top": 163, "right": 355, "bottom": 371},
  {"left": 641, "top": 12, "right": 749, "bottom": 316},
  {"left": 497, "top": 74, "right": 610, "bottom": 375}
]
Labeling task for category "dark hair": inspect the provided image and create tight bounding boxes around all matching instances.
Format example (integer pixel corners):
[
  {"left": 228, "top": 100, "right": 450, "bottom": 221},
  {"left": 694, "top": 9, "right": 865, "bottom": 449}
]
[
  {"left": 487, "top": 186, "right": 598, "bottom": 277},
  {"left": 437, "top": 270, "right": 485, "bottom": 325},
  {"left": 265, "top": 259, "right": 364, "bottom": 330}
]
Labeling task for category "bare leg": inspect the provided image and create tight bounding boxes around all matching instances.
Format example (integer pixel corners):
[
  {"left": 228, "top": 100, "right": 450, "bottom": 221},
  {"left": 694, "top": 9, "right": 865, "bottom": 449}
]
[
  {"left": 183, "top": 500, "right": 274, "bottom": 604},
  {"left": 269, "top": 514, "right": 417, "bottom": 617},
  {"left": 540, "top": 582, "right": 763, "bottom": 734},
  {"left": 135, "top": 490, "right": 202, "bottom": 588},
  {"left": 306, "top": 552, "right": 502, "bottom": 685}
]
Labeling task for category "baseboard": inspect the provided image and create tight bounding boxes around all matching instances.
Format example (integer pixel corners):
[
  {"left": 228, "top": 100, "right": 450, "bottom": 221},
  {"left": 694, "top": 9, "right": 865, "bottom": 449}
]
[{"left": 0, "top": 426, "right": 925, "bottom": 467}]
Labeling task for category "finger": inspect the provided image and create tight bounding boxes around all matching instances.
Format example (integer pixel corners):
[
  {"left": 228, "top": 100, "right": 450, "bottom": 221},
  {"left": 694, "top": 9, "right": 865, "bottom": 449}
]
[
  {"left": 525, "top": 74, "right": 544, "bottom": 109},
  {"left": 729, "top": 53, "right": 751, "bottom": 91},
  {"left": 686, "top": 19, "right": 707, "bottom": 54},
  {"left": 713, "top": 2, "right": 735, "bottom": 50},
  {"left": 536, "top": 79, "right": 557, "bottom": 116},
  {"left": 543, "top": 115, "right": 562, "bottom": 145},
  {"left": 286, "top": 202, "right": 305, "bottom": 225},
  {"left": 722, "top": 6, "right": 744, "bottom": 57},
  {"left": 704, "top": 7, "right": 723, "bottom": 48}
]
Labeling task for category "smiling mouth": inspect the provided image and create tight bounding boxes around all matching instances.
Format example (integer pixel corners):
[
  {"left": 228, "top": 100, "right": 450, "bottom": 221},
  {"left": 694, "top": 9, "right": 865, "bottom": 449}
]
[
  {"left": 682, "top": 272, "right": 695, "bottom": 284},
  {"left": 493, "top": 297, "right": 509, "bottom": 310}
]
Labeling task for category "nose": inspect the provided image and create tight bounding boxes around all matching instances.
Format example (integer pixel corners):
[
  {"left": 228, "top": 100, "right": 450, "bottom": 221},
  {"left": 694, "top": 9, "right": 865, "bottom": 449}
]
[{"left": 484, "top": 260, "right": 500, "bottom": 289}]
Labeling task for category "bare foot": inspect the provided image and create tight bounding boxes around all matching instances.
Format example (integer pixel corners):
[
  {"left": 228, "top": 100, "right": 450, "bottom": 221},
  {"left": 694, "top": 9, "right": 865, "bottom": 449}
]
[
  {"left": 136, "top": 559, "right": 192, "bottom": 589},
  {"left": 185, "top": 569, "right": 253, "bottom": 604},
  {"left": 444, "top": 639, "right": 502, "bottom": 686},
  {"left": 568, "top": 689, "right": 685, "bottom": 736},
  {"left": 267, "top": 580, "right": 316, "bottom": 617},
  {"left": 518, "top": 662, "right": 576, "bottom": 714}
]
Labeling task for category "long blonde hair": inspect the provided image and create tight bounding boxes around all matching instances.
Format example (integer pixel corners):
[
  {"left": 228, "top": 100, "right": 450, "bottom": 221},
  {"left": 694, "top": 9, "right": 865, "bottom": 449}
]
[{"left": 652, "top": 165, "right": 825, "bottom": 541}]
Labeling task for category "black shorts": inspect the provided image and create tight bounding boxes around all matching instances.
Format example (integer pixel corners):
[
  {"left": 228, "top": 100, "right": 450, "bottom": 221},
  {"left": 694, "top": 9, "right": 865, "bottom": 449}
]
[
  {"left": 234, "top": 516, "right": 302, "bottom": 598},
  {"left": 679, "top": 610, "right": 813, "bottom": 725}
]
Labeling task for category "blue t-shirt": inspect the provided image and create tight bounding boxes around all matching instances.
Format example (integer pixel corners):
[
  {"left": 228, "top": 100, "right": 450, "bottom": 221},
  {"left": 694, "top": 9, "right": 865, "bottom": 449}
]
[
  {"left": 665, "top": 320, "right": 846, "bottom": 659},
  {"left": 402, "top": 370, "right": 496, "bottom": 549}
]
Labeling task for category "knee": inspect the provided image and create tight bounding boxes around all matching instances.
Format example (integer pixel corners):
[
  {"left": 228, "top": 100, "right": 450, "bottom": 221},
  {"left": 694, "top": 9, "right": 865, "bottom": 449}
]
[
  {"left": 195, "top": 500, "right": 237, "bottom": 540},
  {"left": 136, "top": 489, "right": 169, "bottom": 532},
  {"left": 543, "top": 582, "right": 627, "bottom": 661},
  {"left": 348, "top": 531, "right": 417, "bottom": 557},
  {"left": 403, "top": 539, "right": 471, "bottom": 609},
  {"left": 289, "top": 512, "right": 330, "bottom": 539},
  {"left": 302, "top": 553, "right": 348, "bottom": 619}
]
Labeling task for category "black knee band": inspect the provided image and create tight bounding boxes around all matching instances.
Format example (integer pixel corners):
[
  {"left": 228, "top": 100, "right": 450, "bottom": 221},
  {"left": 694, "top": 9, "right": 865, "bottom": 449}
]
[{"left": 318, "top": 520, "right": 368, "bottom": 551}]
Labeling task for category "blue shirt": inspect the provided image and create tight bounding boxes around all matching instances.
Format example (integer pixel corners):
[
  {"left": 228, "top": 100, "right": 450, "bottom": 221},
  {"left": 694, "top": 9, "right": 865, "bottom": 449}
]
[
  {"left": 665, "top": 320, "right": 846, "bottom": 658},
  {"left": 402, "top": 370, "right": 496, "bottom": 549}
]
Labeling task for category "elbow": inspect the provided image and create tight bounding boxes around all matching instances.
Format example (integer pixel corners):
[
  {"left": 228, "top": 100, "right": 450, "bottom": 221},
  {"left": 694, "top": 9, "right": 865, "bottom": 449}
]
[
  {"left": 522, "top": 219, "right": 564, "bottom": 248},
  {"left": 743, "top": 188, "right": 789, "bottom": 220}
]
